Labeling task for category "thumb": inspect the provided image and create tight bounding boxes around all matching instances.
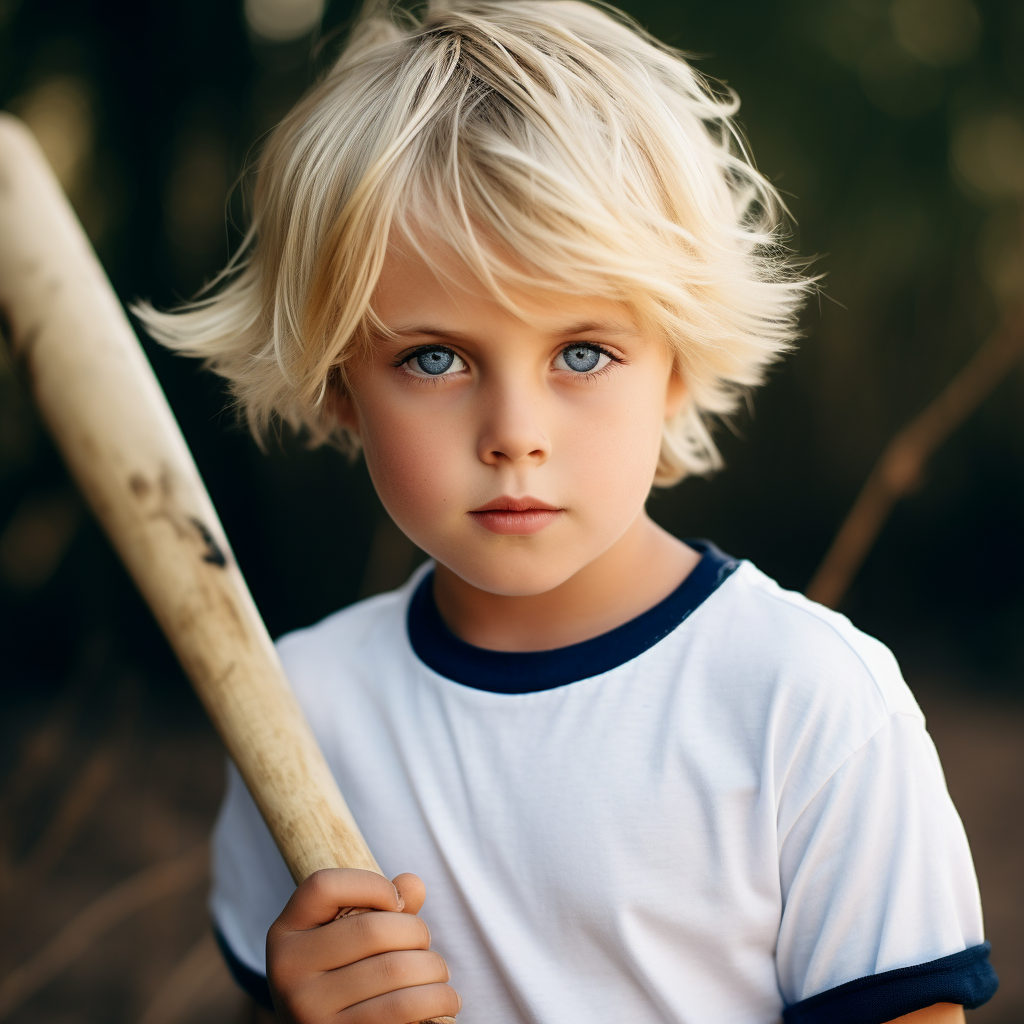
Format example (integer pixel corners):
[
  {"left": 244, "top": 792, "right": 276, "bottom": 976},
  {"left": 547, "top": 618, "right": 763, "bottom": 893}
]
[
  {"left": 276, "top": 868, "right": 403, "bottom": 932},
  {"left": 392, "top": 872, "right": 426, "bottom": 915}
]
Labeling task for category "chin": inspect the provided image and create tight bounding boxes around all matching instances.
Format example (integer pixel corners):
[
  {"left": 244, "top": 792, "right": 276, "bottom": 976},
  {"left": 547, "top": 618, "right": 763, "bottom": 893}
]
[{"left": 442, "top": 550, "right": 581, "bottom": 598}]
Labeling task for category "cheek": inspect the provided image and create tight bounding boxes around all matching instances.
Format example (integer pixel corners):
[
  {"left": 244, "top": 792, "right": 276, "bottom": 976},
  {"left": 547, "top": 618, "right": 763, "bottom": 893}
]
[
  {"left": 356, "top": 390, "right": 465, "bottom": 530},
  {"left": 556, "top": 374, "right": 665, "bottom": 503},
  {"left": 352, "top": 361, "right": 669, "bottom": 559}
]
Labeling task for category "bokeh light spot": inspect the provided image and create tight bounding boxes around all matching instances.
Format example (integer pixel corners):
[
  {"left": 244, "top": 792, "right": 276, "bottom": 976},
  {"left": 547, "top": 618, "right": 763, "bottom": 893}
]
[
  {"left": 890, "top": 0, "right": 981, "bottom": 67},
  {"left": 952, "top": 112, "right": 1024, "bottom": 201},
  {"left": 244, "top": 0, "right": 325, "bottom": 42},
  {"left": 11, "top": 75, "right": 93, "bottom": 192},
  {"left": 859, "top": 36, "right": 944, "bottom": 117}
]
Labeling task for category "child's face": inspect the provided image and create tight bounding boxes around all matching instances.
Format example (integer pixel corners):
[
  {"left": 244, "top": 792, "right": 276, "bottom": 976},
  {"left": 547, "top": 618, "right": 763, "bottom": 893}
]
[{"left": 337, "top": 241, "right": 686, "bottom": 597}]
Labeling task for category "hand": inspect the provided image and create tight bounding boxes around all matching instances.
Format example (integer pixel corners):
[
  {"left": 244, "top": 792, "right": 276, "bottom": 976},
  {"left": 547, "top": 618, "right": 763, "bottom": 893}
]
[{"left": 266, "top": 868, "right": 460, "bottom": 1024}]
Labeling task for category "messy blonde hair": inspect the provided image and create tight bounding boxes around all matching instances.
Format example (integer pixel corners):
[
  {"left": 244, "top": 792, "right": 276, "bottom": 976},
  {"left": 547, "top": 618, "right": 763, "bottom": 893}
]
[{"left": 136, "top": 0, "right": 811, "bottom": 485}]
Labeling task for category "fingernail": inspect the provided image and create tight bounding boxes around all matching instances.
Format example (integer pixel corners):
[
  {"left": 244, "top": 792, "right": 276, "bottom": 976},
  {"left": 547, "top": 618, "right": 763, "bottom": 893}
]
[{"left": 394, "top": 885, "right": 406, "bottom": 912}]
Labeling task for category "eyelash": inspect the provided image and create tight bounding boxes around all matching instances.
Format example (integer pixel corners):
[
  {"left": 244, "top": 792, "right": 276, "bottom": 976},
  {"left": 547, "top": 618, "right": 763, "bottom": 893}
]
[
  {"left": 394, "top": 342, "right": 622, "bottom": 379},
  {"left": 392, "top": 345, "right": 450, "bottom": 370},
  {"left": 558, "top": 343, "right": 619, "bottom": 379},
  {"left": 392, "top": 345, "right": 465, "bottom": 379}
]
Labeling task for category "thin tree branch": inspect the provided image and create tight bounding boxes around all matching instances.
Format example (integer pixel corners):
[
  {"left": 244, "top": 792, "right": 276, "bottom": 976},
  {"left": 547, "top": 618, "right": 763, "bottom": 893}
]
[
  {"left": 806, "top": 305, "right": 1024, "bottom": 609},
  {"left": 14, "top": 745, "right": 118, "bottom": 889},
  {"left": 136, "top": 929, "right": 240, "bottom": 1024},
  {"left": 1, "top": 671, "right": 136, "bottom": 908}
]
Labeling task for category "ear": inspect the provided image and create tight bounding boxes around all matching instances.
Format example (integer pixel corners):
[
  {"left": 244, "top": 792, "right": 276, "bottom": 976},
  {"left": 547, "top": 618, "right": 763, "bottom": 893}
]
[
  {"left": 664, "top": 367, "right": 688, "bottom": 420},
  {"left": 330, "top": 387, "right": 360, "bottom": 435}
]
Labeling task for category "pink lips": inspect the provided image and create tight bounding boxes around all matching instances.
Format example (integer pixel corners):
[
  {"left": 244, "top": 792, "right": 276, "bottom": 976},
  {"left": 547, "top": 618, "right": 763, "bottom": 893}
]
[{"left": 469, "top": 496, "right": 562, "bottom": 535}]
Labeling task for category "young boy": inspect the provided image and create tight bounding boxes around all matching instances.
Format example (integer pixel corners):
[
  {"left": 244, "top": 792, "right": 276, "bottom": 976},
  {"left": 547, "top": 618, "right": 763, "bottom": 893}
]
[{"left": 139, "top": 2, "right": 998, "bottom": 1022}]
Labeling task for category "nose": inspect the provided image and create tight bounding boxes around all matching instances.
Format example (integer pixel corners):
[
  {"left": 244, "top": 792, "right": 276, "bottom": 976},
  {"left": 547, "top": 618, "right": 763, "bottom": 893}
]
[{"left": 476, "top": 383, "right": 550, "bottom": 468}]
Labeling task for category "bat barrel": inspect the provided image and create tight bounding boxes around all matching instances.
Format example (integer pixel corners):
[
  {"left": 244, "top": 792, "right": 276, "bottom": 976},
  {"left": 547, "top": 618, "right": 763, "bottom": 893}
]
[{"left": 0, "top": 112, "right": 381, "bottom": 885}]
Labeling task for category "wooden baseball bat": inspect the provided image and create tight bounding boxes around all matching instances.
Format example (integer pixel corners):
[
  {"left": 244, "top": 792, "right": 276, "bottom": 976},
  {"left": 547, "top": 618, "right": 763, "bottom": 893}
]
[{"left": 0, "top": 113, "right": 454, "bottom": 1024}]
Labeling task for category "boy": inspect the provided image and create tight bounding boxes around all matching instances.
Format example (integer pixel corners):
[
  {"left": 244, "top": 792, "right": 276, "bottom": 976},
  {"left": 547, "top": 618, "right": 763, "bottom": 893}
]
[{"left": 138, "top": 2, "right": 998, "bottom": 1022}]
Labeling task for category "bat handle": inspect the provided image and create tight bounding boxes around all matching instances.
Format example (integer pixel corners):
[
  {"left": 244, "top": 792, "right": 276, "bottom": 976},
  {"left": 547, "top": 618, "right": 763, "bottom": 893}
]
[{"left": 335, "top": 907, "right": 456, "bottom": 1024}]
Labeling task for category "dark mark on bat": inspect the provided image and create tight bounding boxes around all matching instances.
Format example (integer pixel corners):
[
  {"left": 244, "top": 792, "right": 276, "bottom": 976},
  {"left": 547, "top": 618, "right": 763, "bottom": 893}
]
[
  {"left": 190, "top": 517, "right": 227, "bottom": 567},
  {"left": 129, "top": 473, "right": 150, "bottom": 498}
]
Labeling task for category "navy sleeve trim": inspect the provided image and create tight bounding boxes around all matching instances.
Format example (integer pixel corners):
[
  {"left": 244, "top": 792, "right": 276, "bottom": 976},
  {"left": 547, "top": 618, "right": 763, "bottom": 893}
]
[
  {"left": 783, "top": 942, "right": 998, "bottom": 1024},
  {"left": 214, "top": 927, "right": 275, "bottom": 1012}
]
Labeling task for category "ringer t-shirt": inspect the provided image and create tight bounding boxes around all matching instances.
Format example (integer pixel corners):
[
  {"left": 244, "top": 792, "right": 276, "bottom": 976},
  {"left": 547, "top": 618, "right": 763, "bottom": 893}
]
[{"left": 210, "top": 542, "right": 997, "bottom": 1023}]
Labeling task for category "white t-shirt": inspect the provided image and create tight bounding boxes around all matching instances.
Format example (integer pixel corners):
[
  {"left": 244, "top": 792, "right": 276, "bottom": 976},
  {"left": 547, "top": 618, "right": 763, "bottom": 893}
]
[{"left": 210, "top": 544, "right": 996, "bottom": 1023}]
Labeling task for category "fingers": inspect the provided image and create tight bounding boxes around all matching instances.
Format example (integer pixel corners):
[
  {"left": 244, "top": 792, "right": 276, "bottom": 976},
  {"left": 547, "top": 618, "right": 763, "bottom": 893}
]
[
  {"left": 337, "top": 982, "right": 462, "bottom": 1024},
  {"left": 272, "top": 942, "right": 458, "bottom": 1023},
  {"left": 274, "top": 909, "right": 431, "bottom": 975},
  {"left": 392, "top": 874, "right": 425, "bottom": 916},
  {"left": 317, "top": 948, "right": 449, "bottom": 1009},
  {"left": 275, "top": 869, "right": 404, "bottom": 932},
  {"left": 266, "top": 869, "right": 454, "bottom": 1024}
]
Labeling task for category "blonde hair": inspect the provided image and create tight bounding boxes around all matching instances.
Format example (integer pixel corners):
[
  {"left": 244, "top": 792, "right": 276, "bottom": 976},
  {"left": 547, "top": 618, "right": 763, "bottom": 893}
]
[{"left": 136, "top": 0, "right": 811, "bottom": 485}]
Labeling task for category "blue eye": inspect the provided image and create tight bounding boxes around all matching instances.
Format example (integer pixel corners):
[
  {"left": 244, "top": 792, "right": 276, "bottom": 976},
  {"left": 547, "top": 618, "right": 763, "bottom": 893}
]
[
  {"left": 557, "top": 344, "right": 608, "bottom": 373},
  {"left": 403, "top": 347, "right": 465, "bottom": 377},
  {"left": 416, "top": 349, "right": 455, "bottom": 375}
]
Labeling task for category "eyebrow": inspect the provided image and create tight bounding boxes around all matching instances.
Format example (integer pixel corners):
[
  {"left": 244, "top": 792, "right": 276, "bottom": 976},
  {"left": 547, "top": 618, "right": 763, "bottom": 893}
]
[
  {"left": 557, "top": 320, "right": 636, "bottom": 336},
  {"left": 390, "top": 319, "right": 636, "bottom": 340}
]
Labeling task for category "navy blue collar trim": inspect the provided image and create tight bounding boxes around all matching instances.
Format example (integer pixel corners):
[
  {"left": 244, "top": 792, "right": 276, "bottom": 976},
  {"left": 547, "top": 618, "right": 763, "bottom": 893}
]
[
  {"left": 406, "top": 539, "right": 739, "bottom": 694},
  {"left": 783, "top": 942, "right": 998, "bottom": 1024}
]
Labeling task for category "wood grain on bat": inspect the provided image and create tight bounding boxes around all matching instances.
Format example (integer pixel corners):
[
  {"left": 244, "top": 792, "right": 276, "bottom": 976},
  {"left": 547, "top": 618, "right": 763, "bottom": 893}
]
[{"left": 0, "top": 111, "right": 379, "bottom": 884}]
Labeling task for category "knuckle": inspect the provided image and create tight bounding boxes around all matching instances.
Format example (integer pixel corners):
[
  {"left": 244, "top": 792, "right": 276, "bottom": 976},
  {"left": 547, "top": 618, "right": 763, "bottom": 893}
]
[
  {"left": 304, "top": 868, "right": 336, "bottom": 903},
  {"left": 431, "top": 951, "right": 450, "bottom": 982},
  {"left": 377, "top": 951, "right": 413, "bottom": 987},
  {"left": 299, "top": 873, "right": 326, "bottom": 911},
  {"left": 427, "top": 983, "right": 462, "bottom": 1018},
  {"left": 345, "top": 909, "right": 432, "bottom": 961},
  {"left": 355, "top": 910, "right": 390, "bottom": 948},
  {"left": 383, "top": 981, "right": 460, "bottom": 1022},
  {"left": 412, "top": 916, "right": 431, "bottom": 948},
  {"left": 439, "top": 982, "right": 462, "bottom": 1014}
]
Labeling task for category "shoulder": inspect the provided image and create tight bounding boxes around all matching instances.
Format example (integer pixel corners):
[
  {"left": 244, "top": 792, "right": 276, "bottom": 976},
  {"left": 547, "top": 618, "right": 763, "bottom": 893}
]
[
  {"left": 685, "top": 560, "right": 925, "bottom": 784},
  {"left": 715, "top": 561, "right": 920, "bottom": 717},
  {"left": 276, "top": 587, "right": 405, "bottom": 663},
  {"left": 274, "top": 565, "right": 428, "bottom": 700}
]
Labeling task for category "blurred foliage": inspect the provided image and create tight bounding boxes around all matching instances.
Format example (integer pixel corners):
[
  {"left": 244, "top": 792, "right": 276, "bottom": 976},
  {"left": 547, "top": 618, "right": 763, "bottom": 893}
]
[{"left": 0, "top": 0, "right": 1022, "bottom": 716}]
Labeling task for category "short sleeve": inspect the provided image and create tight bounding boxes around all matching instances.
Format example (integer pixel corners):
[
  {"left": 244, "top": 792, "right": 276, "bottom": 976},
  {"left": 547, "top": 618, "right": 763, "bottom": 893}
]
[
  {"left": 777, "top": 712, "right": 997, "bottom": 1021},
  {"left": 209, "top": 759, "right": 295, "bottom": 978}
]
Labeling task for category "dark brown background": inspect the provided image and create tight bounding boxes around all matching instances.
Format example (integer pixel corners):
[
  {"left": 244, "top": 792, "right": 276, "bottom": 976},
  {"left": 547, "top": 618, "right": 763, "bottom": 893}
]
[{"left": 0, "top": 0, "right": 1022, "bottom": 1021}]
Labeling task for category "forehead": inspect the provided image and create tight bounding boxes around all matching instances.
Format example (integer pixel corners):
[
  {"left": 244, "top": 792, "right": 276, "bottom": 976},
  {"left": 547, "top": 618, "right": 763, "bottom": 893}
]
[{"left": 372, "top": 238, "right": 639, "bottom": 338}]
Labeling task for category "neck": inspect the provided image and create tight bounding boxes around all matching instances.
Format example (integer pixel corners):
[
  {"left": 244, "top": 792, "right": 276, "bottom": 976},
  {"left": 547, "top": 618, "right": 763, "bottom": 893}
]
[{"left": 431, "top": 512, "right": 700, "bottom": 652}]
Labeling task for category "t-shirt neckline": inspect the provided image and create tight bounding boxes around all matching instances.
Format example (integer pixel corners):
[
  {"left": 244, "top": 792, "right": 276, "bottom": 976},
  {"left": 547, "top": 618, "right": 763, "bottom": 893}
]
[{"left": 406, "top": 539, "right": 739, "bottom": 694}]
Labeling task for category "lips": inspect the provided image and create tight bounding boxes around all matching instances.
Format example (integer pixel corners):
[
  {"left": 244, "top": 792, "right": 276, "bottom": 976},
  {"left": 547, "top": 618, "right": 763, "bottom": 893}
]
[
  {"left": 469, "top": 496, "right": 562, "bottom": 535},
  {"left": 472, "top": 496, "right": 559, "bottom": 513}
]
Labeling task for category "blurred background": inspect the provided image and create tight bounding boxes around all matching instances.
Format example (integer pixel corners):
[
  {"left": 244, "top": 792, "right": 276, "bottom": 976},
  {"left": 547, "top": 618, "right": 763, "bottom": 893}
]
[{"left": 0, "top": 0, "right": 1022, "bottom": 1021}]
